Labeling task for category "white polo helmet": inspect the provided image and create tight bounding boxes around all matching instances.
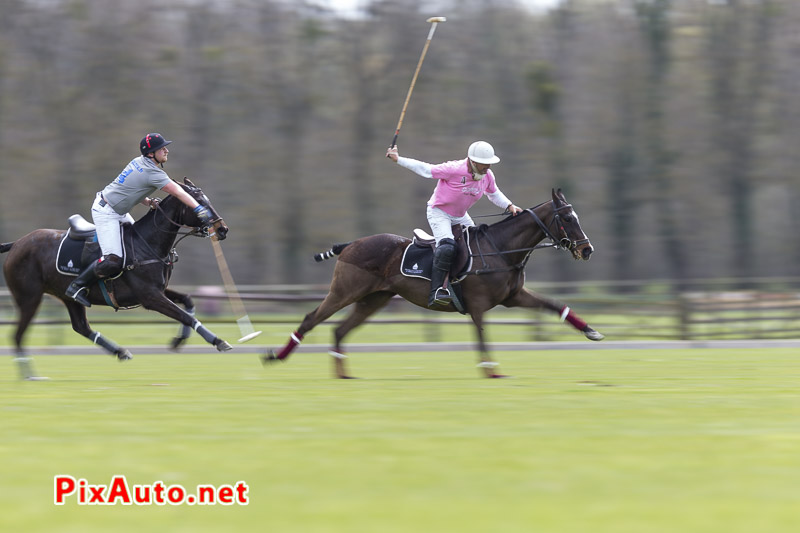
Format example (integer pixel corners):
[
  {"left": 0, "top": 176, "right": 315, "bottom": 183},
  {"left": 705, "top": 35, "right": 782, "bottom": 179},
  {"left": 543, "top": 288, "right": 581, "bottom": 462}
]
[{"left": 467, "top": 141, "right": 500, "bottom": 164}]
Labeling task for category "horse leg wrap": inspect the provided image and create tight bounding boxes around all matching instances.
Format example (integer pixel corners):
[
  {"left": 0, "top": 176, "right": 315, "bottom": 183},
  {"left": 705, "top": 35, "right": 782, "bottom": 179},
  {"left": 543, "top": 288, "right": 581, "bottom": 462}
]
[
  {"left": 560, "top": 306, "right": 588, "bottom": 331},
  {"left": 179, "top": 307, "right": 195, "bottom": 339},
  {"left": 91, "top": 332, "right": 131, "bottom": 360},
  {"left": 193, "top": 321, "right": 218, "bottom": 344},
  {"left": 13, "top": 356, "right": 35, "bottom": 380},
  {"left": 91, "top": 332, "right": 121, "bottom": 353},
  {"left": 276, "top": 332, "right": 304, "bottom": 360}
]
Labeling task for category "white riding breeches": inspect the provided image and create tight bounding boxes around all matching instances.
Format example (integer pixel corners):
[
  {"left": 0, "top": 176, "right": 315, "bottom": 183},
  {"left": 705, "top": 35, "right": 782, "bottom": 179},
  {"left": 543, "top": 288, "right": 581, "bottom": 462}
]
[
  {"left": 91, "top": 192, "right": 134, "bottom": 257},
  {"left": 426, "top": 205, "right": 474, "bottom": 245}
]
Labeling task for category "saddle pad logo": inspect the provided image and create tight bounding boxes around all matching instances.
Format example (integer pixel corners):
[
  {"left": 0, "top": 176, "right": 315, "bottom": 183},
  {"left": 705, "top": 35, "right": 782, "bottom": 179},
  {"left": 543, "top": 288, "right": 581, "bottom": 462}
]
[
  {"left": 55, "top": 235, "right": 84, "bottom": 275},
  {"left": 400, "top": 244, "right": 433, "bottom": 281}
]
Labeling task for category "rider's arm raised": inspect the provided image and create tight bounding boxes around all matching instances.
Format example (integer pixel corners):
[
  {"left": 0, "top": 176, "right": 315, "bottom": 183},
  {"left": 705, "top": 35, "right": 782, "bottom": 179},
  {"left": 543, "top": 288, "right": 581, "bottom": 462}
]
[
  {"left": 386, "top": 146, "right": 434, "bottom": 178},
  {"left": 396, "top": 157, "right": 434, "bottom": 178}
]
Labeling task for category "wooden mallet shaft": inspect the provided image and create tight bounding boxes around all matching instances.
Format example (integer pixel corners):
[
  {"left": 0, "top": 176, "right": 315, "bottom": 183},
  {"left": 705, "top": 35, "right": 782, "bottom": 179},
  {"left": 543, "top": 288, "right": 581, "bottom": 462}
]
[
  {"left": 390, "top": 16, "right": 447, "bottom": 149},
  {"left": 210, "top": 237, "right": 262, "bottom": 343}
]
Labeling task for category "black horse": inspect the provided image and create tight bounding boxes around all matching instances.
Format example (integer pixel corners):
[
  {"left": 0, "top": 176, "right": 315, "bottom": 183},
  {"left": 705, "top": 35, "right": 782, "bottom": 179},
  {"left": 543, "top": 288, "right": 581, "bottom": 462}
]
[
  {"left": 264, "top": 189, "right": 603, "bottom": 378},
  {"left": 1, "top": 178, "right": 231, "bottom": 379}
]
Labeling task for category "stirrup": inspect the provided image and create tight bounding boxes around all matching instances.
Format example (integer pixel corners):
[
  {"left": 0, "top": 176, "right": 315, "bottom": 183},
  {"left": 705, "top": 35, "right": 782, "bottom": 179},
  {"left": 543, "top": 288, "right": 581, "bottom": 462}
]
[{"left": 431, "top": 286, "right": 452, "bottom": 307}]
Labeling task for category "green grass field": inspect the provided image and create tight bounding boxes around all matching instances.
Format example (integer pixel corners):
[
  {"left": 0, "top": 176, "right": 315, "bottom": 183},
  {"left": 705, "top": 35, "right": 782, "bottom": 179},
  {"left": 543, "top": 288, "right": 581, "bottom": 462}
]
[{"left": 1, "top": 347, "right": 799, "bottom": 532}]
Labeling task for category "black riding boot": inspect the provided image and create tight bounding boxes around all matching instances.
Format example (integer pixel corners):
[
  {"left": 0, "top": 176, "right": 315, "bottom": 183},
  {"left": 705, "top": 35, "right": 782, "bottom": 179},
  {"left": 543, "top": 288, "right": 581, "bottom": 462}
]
[
  {"left": 429, "top": 239, "right": 456, "bottom": 308},
  {"left": 65, "top": 263, "right": 98, "bottom": 307}
]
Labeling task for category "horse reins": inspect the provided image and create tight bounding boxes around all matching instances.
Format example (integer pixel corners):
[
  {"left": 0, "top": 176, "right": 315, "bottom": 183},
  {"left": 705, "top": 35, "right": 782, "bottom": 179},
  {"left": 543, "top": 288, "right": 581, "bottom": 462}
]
[
  {"left": 152, "top": 200, "right": 221, "bottom": 236},
  {"left": 465, "top": 201, "right": 587, "bottom": 277},
  {"left": 127, "top": 201, "right": 221, "bottom": 268}
]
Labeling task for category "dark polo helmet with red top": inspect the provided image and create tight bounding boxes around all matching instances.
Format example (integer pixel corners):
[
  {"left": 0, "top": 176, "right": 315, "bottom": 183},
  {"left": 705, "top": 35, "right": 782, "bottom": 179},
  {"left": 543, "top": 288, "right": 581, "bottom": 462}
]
[{"left": 139, "top": 133, "right": 172, "bottom": 156}]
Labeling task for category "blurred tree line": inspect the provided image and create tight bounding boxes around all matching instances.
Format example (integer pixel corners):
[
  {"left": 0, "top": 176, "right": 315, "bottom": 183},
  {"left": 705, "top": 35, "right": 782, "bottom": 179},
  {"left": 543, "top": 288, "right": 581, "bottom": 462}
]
[{"left": 1, "top": 0, "right": 798, "bottom": 288}]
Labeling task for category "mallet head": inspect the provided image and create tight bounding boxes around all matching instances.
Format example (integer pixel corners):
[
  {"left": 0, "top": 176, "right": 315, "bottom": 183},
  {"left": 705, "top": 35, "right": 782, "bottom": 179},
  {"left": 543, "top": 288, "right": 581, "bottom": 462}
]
[
  {"left": 426, "top": 17, "right": 447, "bottom": 23},
  {"left": 238, "top": 331, "right": 263, "bottom": 343}
]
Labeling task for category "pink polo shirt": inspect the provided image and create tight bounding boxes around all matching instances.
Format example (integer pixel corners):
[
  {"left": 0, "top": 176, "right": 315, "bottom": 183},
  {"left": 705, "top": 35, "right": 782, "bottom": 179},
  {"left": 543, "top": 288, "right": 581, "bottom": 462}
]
[{"left": 428, "top": 158, "right": 498, "bottom": 217}]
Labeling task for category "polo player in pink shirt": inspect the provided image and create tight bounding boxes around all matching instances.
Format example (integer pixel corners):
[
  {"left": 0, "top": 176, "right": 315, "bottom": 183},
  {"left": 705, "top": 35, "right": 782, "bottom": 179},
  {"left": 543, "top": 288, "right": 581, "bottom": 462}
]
[{"left": 387, "top": 141, "right": 522, "bottom": 308}]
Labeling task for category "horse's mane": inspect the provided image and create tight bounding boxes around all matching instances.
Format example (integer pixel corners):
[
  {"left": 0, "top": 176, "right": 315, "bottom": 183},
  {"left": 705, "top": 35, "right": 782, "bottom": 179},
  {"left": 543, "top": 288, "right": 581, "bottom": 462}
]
[{"left": 473, "top": 211, "right": 519, "bottom": 237}]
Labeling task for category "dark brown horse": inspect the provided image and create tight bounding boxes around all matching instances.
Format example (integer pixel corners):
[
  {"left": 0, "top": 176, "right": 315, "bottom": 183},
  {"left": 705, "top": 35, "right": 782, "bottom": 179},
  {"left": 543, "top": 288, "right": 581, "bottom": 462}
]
[
  {"left": 263, "top": 189, "right": 603, "bottom": 378},
  {"left": 1, "top": 178, "right": 231, "bottom": 380}
]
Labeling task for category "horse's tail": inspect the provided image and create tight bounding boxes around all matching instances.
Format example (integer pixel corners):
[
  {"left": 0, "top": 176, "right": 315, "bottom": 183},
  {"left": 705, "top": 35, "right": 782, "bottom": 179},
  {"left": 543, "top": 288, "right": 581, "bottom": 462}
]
[
  {"left": 0, "top": 242, "right": 13, "bottom": 254},
  {"left": 314, "top": 242, "right": 351, "bottom": 263}
]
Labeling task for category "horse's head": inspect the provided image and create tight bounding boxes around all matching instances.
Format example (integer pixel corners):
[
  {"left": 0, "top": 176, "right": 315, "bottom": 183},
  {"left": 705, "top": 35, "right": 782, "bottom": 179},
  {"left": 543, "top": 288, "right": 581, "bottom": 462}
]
[
  {"left": 551, "top": 188, "right": 593, "bottom": 261},
  {"left": 181, "top": 177, "right": 229, "bottom": 240}
]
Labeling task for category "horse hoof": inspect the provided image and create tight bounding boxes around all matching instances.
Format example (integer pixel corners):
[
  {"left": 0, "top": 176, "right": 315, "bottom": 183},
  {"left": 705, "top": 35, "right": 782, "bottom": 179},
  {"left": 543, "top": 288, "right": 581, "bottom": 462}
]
[
  {"left": 490, "top": 373, "right": 511, "bottom": 379},
  {"left": 261, "top": 350, "right": 283, "bottom": 365},
  {"left": 117, "top": 350, "right": 133, "bottom": 361},
  {"left": 583, "top": 327, "right": 604, "bottom": 341},
  {"left": 169, "top": 336, "right": 187, "bottom": 352},
  {"left": 216, "top": 340, "right": 233, "bottom": 352}
]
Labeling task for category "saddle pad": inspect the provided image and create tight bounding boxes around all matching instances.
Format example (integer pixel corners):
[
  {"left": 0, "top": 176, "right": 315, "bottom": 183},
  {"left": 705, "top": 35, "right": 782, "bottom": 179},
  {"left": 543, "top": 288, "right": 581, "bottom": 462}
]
[
  {"left": 55, "top": 226, "right": 129, "bottom": 276},
  {"left": 400, "top": 229, "right": 474, "bottom": 282},
  {"left": 400, "top": 243, "right": 434, "bottom": 281},
  {"left": 55, "top": 234, "right": 87, "bottom": 276}
]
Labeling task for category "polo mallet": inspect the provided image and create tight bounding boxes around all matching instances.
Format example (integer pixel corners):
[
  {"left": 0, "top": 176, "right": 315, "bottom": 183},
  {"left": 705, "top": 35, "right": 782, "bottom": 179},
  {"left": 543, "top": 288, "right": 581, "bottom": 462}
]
[
  {"left": 390, "top": 16, "right": 447, "bottom": 149},
  {"left": 210, "top": 237, "right": 262, "bottom": 343}
]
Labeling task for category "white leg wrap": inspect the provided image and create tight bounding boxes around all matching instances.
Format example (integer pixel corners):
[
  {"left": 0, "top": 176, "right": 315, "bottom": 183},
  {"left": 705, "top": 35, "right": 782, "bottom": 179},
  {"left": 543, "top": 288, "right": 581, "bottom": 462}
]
[
  {"left": 329, "top": 351, "right": 347, "bottom": 360},
  {"left": 560, "top": 307, "right": 570, "bottom": 322},
  {"left": 477, "top": 361, "right": 499, "bottom": 368}
]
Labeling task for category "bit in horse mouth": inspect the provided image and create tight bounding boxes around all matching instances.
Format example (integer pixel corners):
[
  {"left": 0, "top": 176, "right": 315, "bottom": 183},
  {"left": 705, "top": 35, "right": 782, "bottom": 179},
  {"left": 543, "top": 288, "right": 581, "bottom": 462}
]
[{"left": 214, "top": 225, "right": 229, "bottom": 241}]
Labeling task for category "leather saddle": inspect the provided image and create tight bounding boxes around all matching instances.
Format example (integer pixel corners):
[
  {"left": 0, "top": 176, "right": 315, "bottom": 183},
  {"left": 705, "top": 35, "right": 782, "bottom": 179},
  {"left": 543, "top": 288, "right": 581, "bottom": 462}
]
[{"left": 400, "top": 224, "right": 472, "bottom": 281}]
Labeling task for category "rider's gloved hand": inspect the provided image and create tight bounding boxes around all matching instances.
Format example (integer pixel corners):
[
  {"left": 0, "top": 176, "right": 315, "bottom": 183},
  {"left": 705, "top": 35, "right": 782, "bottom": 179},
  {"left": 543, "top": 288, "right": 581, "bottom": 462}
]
[{"left": 193, "top": 205, "right": 212, "bottom": 224}]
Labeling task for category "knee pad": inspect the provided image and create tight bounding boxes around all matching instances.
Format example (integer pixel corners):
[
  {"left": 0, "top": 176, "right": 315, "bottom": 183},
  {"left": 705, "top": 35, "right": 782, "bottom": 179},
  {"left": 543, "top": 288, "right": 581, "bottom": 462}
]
[
  {"left": 434, "top": 238, "right": 457, "bottom": 269},
  {"left": 94, "top": 254, "right": 123, "bottom": 278},
  {"left": 436, "top": 238, "right": 456, "bottom": 256}
]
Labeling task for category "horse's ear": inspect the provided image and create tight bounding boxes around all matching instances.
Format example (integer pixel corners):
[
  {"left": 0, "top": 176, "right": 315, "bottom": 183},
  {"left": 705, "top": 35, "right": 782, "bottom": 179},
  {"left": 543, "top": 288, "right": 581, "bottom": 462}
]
[
  {"left": 551, "top": 188, "right": 558, "bottom": 202},
  {"left": 183, "top": 177, "right": 195, "bottom": 188}
]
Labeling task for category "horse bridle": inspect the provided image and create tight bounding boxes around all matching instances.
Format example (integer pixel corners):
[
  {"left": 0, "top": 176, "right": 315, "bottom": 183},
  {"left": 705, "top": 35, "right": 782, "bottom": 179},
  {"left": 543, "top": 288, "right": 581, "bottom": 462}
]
[
  {"left": 127, "top": 200, "right": 223, "bottom": 268},
  {"left": 467, "top": 200, "right": 589, "bottom": 276},
  {"left": 526, "top": 201, "right": 590, "bottom": 252},
  {"left": 152, "top": 199, "right": 222, "bottom": 238}
]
